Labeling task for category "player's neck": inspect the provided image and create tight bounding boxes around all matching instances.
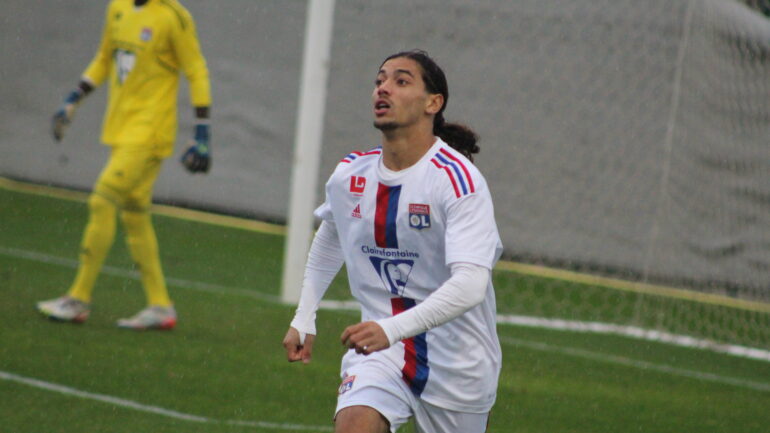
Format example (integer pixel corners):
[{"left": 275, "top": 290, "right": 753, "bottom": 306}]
[{"left": 380, "top": 127, "right": 436, "bottom": 171}]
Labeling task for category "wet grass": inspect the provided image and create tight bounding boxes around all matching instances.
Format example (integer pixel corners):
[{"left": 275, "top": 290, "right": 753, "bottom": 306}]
[{"left": 1, "top": 187, "right": 769, "bottom": 432}]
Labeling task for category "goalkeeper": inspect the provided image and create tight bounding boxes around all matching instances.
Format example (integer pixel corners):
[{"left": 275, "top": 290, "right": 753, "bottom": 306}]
[{"left": 37, "top": 0, "right": 211, "bottom": 330}]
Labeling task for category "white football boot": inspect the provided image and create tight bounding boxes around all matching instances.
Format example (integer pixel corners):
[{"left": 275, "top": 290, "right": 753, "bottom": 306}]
[
  {"left": 117, "top": 306, "right": 177, "bottom": 330},
  {"left": 36, "top": 296, "right": 90, "bottom": 323}
]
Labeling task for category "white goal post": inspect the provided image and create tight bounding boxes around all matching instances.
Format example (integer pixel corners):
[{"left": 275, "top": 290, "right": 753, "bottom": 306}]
[{"left": 281, "top": 0, "right": 336, "bottom": 304}]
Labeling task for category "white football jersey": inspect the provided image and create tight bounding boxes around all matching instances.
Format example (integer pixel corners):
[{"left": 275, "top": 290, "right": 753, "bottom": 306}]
[{"left": 316, "top": 138, "right": 503, "bottom": 413}]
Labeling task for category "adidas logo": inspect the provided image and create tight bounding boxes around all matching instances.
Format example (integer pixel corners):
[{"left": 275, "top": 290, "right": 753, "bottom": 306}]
[{"left": 351, "top": 204, "right": 362, "bottom": 219}]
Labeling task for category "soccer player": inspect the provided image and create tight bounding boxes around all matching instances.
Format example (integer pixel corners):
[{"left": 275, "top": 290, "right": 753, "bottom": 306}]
[
  {"left": 283, "top": 50, "right": 503, "bottom": 433},
  {"left": 36, "top": 0, "right": 211, "bottom": 330}
]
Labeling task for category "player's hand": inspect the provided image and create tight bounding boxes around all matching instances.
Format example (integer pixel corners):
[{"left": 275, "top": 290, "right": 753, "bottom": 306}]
[
  {"left": 341, "top": 321, "right": 390, "bottom": 356},
  {"left": 181, "top": 124, "right": 210, "bottom": 173},
  {"left": 52, "top": 89, "right": 85, "bottom": 142},
  {"left": 283, "top": 327, "right": 315, "bottom": 364},
  {"left": 51, "top": 103, "right": 76, "bottom": 142}
]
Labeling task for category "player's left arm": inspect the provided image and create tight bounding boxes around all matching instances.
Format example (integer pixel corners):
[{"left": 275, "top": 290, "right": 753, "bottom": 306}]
[
  {"left": 170, "top": 6, "right": 212, "bottom": 173},
  {"left": 344, "top": 262, "right": 490, "bottom": 355}
]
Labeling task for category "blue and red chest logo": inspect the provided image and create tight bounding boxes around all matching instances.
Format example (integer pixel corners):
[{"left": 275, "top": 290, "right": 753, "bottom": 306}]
[{"left": 408, "top": 203, "right": 430, "bottom": 230}]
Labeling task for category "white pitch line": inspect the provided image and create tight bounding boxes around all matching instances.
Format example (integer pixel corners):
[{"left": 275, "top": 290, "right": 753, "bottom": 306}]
[
  {"left": 0, "top": 246, "right": 358, "bottom": 312},
  {"left": 2, "top": 245, "right": 769, "bottom": 364},
  {"left": 500, "top": 336, "right": 770, "bottom": 393},
  {"left": 0, "top": 370, "right": 332, "bottom": 431},
  {"left": 496, "top": 314, "right": 770, "bottom": 362},
  {"left": 0, "top": 246, "right": 283, "bottom": 304}
]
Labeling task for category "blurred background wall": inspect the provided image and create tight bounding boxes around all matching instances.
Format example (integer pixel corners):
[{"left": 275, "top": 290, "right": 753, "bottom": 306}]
[{"left": 2, "top": 0, "right": 770, "bottom": 301}]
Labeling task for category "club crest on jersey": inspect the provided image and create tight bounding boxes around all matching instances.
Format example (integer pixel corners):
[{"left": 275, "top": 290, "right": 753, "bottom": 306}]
[
  {"left": 369, "top": 257, "right": 414, "bottom": 296},
  {"left": 338, "top": 374, "right": 356, "bottom": 395},
  {"left": 408, "top": 203, "right": 431, "bottom": 230},
  {"left": 351, "top": 204, "right": 362, "bottom": 219},
  {"left": 349, "top": 176, "right": 366, "bottom": 196},
  {"left": 140, "top": 27, "right": 153, "bottom": 42}
]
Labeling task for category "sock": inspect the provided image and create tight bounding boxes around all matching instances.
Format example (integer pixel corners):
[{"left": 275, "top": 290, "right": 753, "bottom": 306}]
[
  {"left": 68, "top": 194, "right": 117, "bottom": 303},
  {"left": 121, "top": 210, "right": 171, "bottom": 307}
]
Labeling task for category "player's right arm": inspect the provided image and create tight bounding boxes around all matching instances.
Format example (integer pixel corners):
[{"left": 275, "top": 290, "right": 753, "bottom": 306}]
[
  {"left": 51, "top": 1, "right": 114, "bottom": 141},
  {"left": 283, "top": 220, "right": 344, "bottom": 364},
  {"left": 51, "top": 80, "right": 94, "bottom": 141}
]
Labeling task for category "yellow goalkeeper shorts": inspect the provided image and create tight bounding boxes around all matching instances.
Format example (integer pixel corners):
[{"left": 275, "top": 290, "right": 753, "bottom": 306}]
[{"left": 93, "top": 145, "right": 165, "bottom": 211}]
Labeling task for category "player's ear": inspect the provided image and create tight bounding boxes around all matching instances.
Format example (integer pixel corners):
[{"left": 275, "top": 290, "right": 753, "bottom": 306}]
[{"left": 425, "top": 93, "right": 444, "bottom": 115}]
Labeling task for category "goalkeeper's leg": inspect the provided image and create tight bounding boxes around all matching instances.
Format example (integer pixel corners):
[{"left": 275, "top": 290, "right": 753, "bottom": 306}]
[
  {"left": 120, "top": 151, "right": 172, "bottom": 308},
  {"left": 121, "top": 209, "right": 171, "bottom": 307},
  {"left": 67, "top": 193, "right": 117, "bottom": 302},
  {"left": 67, "top": 147, "right": 142, "bottom": 302}
]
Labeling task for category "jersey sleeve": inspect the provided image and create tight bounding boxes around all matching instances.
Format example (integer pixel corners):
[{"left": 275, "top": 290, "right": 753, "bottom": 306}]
[
  {"left": 289, "top": 220, "right": 344, "bottom": 335},
  {"left": 313, "top": 175, "right": 334, "bottom": 222},
  {"left": 313, "top": 162, "right": 348, "bottom": 222},
  {"left": 443, "top": 174, "right": 503, "bottom": 269},
  {"left": 376, "top": 262, "right": 490, "bottom": 344},
  {"left": 81, "top": 1, "right": 115, "bottom": 86},
  {"left": 313, "top": 200, "right": 333, "bottom": 222},
  {"left": 169, "top": 4, "right": 211, "bottom": 107}
]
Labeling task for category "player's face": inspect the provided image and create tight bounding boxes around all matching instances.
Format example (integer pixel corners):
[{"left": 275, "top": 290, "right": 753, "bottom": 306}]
[{"left": 372, "top": 57, "right": 443, "bottom": 132}]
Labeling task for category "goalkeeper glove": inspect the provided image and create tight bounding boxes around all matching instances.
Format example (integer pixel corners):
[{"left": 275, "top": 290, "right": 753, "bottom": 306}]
[
  {"left": 52, "top": 89, "right": 84, "bottom": 141},
  {"left": 181, "top": 123, "right": 211, "bottom": 173}
]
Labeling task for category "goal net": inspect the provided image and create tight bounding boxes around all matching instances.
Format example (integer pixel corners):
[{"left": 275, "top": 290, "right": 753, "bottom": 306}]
[{"left": 477, "top": 0, "right": 770, "bottom": 353}]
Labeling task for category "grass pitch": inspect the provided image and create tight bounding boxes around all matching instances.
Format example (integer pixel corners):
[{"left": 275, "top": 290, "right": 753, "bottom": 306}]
[{"left": 1, "top": 185, "right": 769, "bottom": 432}]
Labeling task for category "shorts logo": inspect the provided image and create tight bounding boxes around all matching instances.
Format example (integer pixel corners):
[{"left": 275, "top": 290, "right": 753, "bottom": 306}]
[
  {"left": 350, "top": 176, "right": 366, "bottom": 196},
  {"left": 369, "top": 257, "right": 414, "bottom": 296},
  {"left": 140, "top": 27, "right": 153, "bottom": 42},
  {"left": 351, "top": 204, "right": 362, "bottom": 219},
  {"left": 338, "top": 374, "right": 356, "bottom": 395},
  {"left": 408, "top": 203, "right": 431, "bottom": 230}
]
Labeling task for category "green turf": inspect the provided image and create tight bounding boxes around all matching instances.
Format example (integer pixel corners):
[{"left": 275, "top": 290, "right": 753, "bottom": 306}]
[
  {"left": 493, "top": 271, "right": 770, "bottom": 349},
  {"left": 1, "top": 187, "right": 769, "bottom": 432}
]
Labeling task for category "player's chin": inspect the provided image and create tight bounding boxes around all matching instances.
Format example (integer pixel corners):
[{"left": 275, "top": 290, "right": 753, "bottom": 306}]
[{"left": 373, "top": 119, "right": 398, "bottom": 131}]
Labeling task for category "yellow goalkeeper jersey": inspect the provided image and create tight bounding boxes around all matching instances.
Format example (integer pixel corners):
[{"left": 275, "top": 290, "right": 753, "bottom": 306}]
[{"left": 83, "top": 0, "right": 211, "bottom": 152}]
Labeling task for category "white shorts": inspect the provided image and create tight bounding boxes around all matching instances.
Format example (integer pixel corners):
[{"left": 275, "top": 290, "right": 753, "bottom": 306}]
[{"left": 335, "top": 357, "right": 489, "bottom": 433}]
